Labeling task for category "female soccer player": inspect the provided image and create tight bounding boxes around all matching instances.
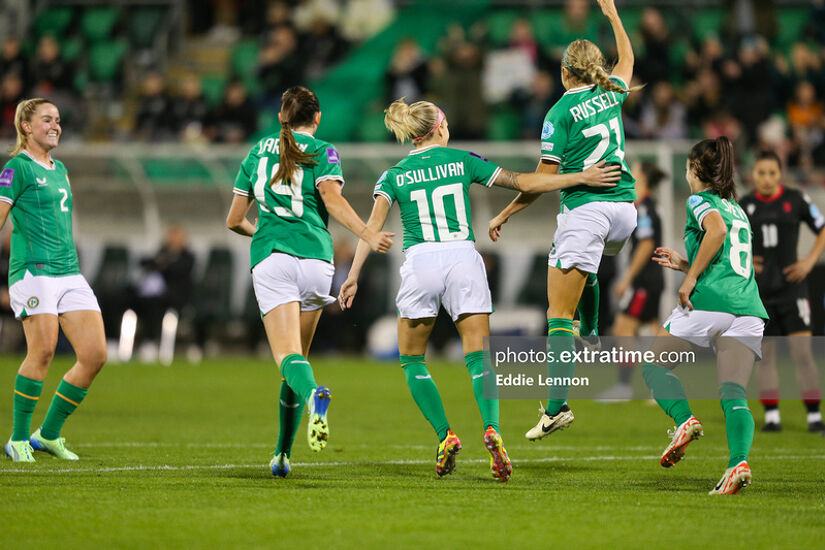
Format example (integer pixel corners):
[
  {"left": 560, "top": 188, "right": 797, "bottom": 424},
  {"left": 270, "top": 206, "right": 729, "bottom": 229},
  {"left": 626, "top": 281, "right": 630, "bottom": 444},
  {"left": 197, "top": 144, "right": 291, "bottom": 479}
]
[
  {"left": 226, "top": 86, "right": 393, "bottom": 477},
  {"left": 338, "top": 98, "right": 619, "bottom": 481},
  {"left": 739, "top": 150, "right": 825, "bottom": 432},
  {"left": 488, "top": 0, "right": 638, "bottom": 438},
  {"left": 2, "top": 98, "right": 107, "bottom": 462},
  {"left": 647, "top": 137, "right": 767, "bottom": 495},
  {"left": 599, "top": 162, "right": 666, "bottom": 401}
]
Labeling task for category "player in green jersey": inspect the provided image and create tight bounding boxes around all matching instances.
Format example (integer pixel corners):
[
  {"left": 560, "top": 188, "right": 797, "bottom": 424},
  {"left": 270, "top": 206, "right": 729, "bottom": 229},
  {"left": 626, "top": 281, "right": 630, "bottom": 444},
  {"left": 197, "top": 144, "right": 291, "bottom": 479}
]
[
  {"left": 226, "top": 86, "right": 393, "bottom": 477},
  {"left": 488, "top": 0, "right": 639, "bottom": 441},
  {"left": 647, "top": 137, "right": 768, "bottom": 495},
  {"left": 1, "top": 98, "right": 107, "bottom": 463},
  {"left": 338, "top": 98, "right": 619, "bottom": 481}
]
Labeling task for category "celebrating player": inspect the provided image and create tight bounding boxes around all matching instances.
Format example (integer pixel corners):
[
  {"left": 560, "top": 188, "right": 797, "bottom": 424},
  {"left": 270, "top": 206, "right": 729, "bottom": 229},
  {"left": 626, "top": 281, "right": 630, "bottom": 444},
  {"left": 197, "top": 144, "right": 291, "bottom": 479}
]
[
  {"left": 488, "top": 0, "right": 638, "bottom": 439},
  {"left": 647, "top": 137, "right": 767, "bottom": 495},
  {"left": 739, "top": 150, "right": 825, "bottom": 433},
  {"left": 226, "top": 86, "right": 393, "bottom": 478},
  {"left": 2, "top": 98, "right": 107, "bottom": 462},
  {"left": 338, "top": 98, "right": 619, "bottom": 481},
  {"left": 599, "top": 162, "right": 667, "bottom": 401}
]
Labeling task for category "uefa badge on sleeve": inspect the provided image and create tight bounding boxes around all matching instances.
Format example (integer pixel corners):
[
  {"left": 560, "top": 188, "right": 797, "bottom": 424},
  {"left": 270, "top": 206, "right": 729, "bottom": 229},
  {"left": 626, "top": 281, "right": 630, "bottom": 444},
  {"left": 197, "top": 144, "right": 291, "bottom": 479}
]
[{"left": 542, "top": 121, "right": 555, "bottom": 139}]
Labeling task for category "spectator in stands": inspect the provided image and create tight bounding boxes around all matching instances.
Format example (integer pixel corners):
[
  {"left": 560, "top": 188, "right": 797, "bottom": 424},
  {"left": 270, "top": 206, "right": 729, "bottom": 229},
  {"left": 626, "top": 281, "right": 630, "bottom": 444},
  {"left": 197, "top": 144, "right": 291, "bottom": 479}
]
[
  {"left": 787, "top": 80, "right": 825, "bottom": 167},
  {"left": 809, "top": 0, "right": 825, "bottom": 45},
  {"left": 134, "top": 71, "right": 173, "bottom": 141},
  {"left": 133, "top": 225, "right": 195, "bottom": 345},
  {"left": 725, "top": 38, "right": 775, "bottom": 143},
  {"left": 262, "top": 0, "right": 296, "bottom": 36},
  {"left": 0, "top": 72, "right": 24, "bottom": 140},
  {"left": 518, "top": 71, "right": 557, "bottom": 139},
  {"left": 685, "top": 69, "right": 724, "bottom": 135},
  {"left": 170, "top": 75, "right": 210, "bottom": 143},
  {"left": 640, "top": 81, "right": 686, "bottom": 140},
  {"left": 299, "top": 12, "right": 349, "bottom": 80},
  {"left": 1, "top": 37, "right": 28, "bottom": 87},
  {"left": 257, "top": 26, "right": 303, "bottom": 107},
  {"left": 29, "top": 35, "right": 73, "bottom": 95},
  {"left": 340, "top": 0, "right": 395, "bottom": 43},
  {"left": 385, "top": 38, "right": 428, "bottom": 104},
  {"left": 206, "top": 79, "right": 257, "bottom": 143},
  {"left": 635, "top": 8, "right": 669, "bottom": 86},
  {"left": 543, "top": 0, "right": 600, "bottom": 52},
  {"left": 438, "top": 25, "right": 487, "bottom": 140},
  {"left": 509, "top": 19, "right": 538, "bottom": 66}
]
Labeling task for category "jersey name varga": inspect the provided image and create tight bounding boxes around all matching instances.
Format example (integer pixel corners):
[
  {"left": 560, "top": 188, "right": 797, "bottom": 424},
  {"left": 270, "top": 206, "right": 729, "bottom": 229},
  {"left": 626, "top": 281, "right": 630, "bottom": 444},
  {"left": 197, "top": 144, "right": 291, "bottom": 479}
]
[
  {"left": 569, "top": 91, "right": 621, "bottom": 122},
  {"left": 257, "top": 137, "right": 310, "bottom": 155},
  {"left": 395, "top": 161, "right": 466, "bottom": 186}
]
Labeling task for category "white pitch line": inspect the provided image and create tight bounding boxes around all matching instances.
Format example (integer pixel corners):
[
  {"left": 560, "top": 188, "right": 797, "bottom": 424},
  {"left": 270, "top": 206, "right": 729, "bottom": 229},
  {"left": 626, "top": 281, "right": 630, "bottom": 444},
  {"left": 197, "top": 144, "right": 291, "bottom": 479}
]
[{"left": 2, "top": 454, "right": 824, "bottom": 475}]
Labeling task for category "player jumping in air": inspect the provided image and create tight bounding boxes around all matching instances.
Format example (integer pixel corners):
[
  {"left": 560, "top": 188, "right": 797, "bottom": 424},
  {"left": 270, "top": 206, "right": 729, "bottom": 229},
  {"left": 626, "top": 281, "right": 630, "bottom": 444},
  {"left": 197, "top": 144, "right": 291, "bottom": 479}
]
[
  {"left": 2, "top": 98, "right": 107, "bottom": 462},
  {"left": 648, "top": 137, "right": 768, "bottom": 495},
  {"left": 489, "top": 0, "right": 638, "bottom": 439},
  {"left": 227, "top": 86, "right": 393, "bottom": 477},
  {"left": 739, "top": 150, "right": 825, "bottom": 433},
  {"left": 338, "top": 98, "right": 619, "bottom": 480}
]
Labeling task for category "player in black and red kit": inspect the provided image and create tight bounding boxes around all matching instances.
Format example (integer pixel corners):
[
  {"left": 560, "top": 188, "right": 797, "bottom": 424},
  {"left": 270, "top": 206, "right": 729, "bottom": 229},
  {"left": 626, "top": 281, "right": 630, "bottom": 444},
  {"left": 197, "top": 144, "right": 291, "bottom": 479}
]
[
  {"left": 599, "top": 162, "right": 666, "bottom": 401},
  {"left": 739, "top": 151, "right": 825, "bottom": 433}
]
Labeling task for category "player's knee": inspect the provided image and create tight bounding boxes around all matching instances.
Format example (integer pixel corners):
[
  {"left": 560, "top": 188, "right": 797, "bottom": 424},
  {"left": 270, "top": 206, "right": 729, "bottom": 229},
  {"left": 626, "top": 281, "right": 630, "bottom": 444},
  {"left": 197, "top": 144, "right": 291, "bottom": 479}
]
[
  {"left": 79, "top": 344, "right": 107, "bottom": 372},
  {"left": 26, "top": 346, "right": 55, "bottom": 368}
]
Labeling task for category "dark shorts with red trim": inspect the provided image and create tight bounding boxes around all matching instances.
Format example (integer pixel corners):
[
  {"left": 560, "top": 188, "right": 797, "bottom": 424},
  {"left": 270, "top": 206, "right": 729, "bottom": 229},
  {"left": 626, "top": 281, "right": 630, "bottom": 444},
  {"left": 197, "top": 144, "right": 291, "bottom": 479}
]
[
  {"left": 622, "top": 285, "right": 662, "bottom": 323},
  {"left": 763, "top": 296, "right": 811, "bottom": 336}
]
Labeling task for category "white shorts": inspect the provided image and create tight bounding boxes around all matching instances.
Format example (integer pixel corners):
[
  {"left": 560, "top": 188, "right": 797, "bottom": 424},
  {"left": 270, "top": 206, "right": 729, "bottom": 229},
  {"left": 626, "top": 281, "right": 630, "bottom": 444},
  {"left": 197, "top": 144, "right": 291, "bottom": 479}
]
[
  {"left": 397, "top": 241, "right": 492, "bottom": 321},
  {"left": 251, "top": 252, "right": 335, "bottom": 315},
  {"left": 548, "top": 201, "right": 637, "bottom": 273},
  {"left": 664, "top": 307, "right": 765, "bottom": 358},
  {"left": 9, "top": 272, "right": 100, "bottom": 320}
]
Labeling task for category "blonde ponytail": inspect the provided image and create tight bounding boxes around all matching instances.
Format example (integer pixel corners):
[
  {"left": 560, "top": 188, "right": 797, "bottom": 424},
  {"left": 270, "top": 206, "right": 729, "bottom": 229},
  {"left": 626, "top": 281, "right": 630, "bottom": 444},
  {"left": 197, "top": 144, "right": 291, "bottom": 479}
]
[
  {"left": 384, "top": 98, "right": 442, "bottom": 143},
  {"left": 10, "top": 98, "right": 52, "bottom": 157},
  {"left": 563, "top": 40, "right": 643, "bottom": 94}
]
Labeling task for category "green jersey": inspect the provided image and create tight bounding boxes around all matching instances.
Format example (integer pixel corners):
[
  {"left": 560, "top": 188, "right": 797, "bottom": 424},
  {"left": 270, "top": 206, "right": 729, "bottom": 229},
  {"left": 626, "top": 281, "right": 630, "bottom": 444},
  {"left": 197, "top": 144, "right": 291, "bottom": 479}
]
[
  {"left": 540, "top": 75, "right": 636, "bottom": 210},
  {"left": 684, "top": 191, "right": 768, "bottom": 318},
  {"left": 233, "top": 131, "right": 344, "bottom": 267},
  {"left": 373, "top": 145, "right": 501, "bottom": 250},
  {"left": 0, "top": 152, "right": 80, "bottom": 285}
]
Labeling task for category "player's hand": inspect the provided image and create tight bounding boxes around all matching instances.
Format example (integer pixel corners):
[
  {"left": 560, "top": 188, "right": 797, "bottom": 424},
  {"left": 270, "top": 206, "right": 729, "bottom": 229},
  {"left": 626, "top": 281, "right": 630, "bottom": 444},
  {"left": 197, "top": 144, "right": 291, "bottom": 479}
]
[
  {"left": 752, "top": 255, "right": 764, "bottom": 274},
  {"left": 597, "top": 0, "right": 619, "bottom": 19},
  {"left": 581, "top": 161, "right": 621, "bottom": 187},
  {"left": 653, "top": 247, "right": 688, "bottom": 272},
  {"left": 338, "top": 278, "right": 358, "bottom": 310},
  {"left": 613, "top": 277, "right": 630, "bottom": 298},
  {"left": 489, "top": 215, "right": 508, "bottom": 242},
  {"left": 364, "top": 228, "right": 394, "bottom": 253},
  {"left": 678, "top": 276, "right": 696, "bottom": 310},
  {"left": 783, "top": 257, "right": 815, "bottom": 283}
]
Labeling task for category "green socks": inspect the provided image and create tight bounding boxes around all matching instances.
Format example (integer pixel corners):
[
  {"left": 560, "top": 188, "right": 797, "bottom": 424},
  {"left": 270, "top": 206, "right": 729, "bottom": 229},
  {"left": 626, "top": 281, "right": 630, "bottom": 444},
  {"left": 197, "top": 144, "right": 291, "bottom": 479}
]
[
  {"left": 275, "top": 380, "right": 304, "bottom": 458},
  {"left": 576, "top": 273, "right": 600, "bottom": 337},
  {"left": 465, "top": 350, "right": 499, "bottom": 432},
  {"left": 280, "top": 353, "right": 318, "bottom": 403},
  {"left": 400, "top": 355, "right": 450, "bottom": 440},
  {"left": 12, "top": 374, "right": 43, "bottom": 441},
  {"left": 720, "top": 382, "right": 753, "bottom": 468},
  {"left": 546, "top": 318, "right": 575, "bottom": 416},
  {"left": 642, "top": 362, "right": 693, "bottom": 426},
  {"left": 40, "top": 379, "right": 88, "bottom": 440}
]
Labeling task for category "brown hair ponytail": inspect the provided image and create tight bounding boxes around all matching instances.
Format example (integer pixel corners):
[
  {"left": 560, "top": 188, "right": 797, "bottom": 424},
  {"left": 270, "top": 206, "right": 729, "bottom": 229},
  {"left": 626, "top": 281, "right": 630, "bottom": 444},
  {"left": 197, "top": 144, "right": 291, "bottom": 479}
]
[
  {"left": 688, "top": 136, "right": 736, "bottom": 200},
  {"left": 10, "top": 98, "right": 52, "bottom": 157},
  {"left": 272, "top": 86, "right": 320, "bottom": 185},
  {"left": 563, "top": 40, "right": 643, "bottom": 94}
]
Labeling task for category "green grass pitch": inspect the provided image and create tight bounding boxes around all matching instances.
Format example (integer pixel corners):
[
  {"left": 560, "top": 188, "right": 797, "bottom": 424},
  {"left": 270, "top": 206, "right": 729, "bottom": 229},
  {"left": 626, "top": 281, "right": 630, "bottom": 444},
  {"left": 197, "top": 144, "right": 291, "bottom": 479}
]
[{"left": 2, "top": 356, "right": 824, "bottom": 548}]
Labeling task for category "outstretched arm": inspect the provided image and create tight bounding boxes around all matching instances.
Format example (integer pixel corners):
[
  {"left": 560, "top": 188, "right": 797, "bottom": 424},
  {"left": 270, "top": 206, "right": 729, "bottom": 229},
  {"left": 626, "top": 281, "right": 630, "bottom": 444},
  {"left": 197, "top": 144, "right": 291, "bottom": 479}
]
[
  {"left": 598, "top": 0, "right": 634, "bottom": 85},
  {"left": 492, "top": 160, "right": 620, "bottom": 193},
  {"left": 339, "top": 196, "right": 392, "bottom": 310},
  {"left": 318, "top": 180, "right": 394, "bottom": 253}
]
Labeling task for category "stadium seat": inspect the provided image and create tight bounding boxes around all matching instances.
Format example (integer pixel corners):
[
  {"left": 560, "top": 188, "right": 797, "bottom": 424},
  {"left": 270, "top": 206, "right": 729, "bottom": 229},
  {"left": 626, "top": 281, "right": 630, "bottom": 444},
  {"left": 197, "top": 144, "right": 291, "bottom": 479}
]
[
  {"left": 690, "top": 8, "right": 724, "bottom": 41},
  {"left": 231, "top": 40, "right": 259, "bottom": 79},
  {"left": 80, "top": 6, "right": 120, "bottom": 43},
  {"left": 92, "top": 246, "right": 132, "bottom": 338},
  {"left": 201, "top": 75, "right": 227, "bottom": 107},
  {"left": 193, "top": 248, "right": 234, "bottom": 348},
  {"left": 34, "top": 7, "right": 75, "bottom": 38},
  {"left": 141, "top": 158, "right": 212, "bottom": 183},
  {"left": 88, "top": 39, "right": 128, "bottom": 83},
  {"left": 128, "top": 6, "right": 166, "bottom": 50},
  {"left": 531, "top": 10, "right": 562, "bottom": 50},
  {"left": 485, "top": 11, "right": 521, "bottom": 47},
  {"left": 357, "top": 110, "right": 390, "bottom": 142},
  {"left": 776, "top": 8, "right": 808, "bottom": 52},
  {"left": 487, "top": 107, "right": 521, "bottom": 141},
  {"left": 60, "top": 36, "right": 84, "bottom": 64}
]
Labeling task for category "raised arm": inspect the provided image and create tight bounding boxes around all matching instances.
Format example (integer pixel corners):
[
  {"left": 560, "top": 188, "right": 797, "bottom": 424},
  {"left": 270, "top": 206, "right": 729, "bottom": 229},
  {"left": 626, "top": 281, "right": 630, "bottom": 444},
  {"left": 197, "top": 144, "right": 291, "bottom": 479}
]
[
  {"left": 339, "top": 196, "right": 392, "bottom": 310},
  {"left": 226, "top": 193, "right": 257, "bottom": 237},
  {"left": 678, "top": 210, "right": 726, "bottom": 309},
  {"left": 318, "top": 180, "right": 393, "bottom": 253},
  {"left": 598, "top": 0, "right": 634, "bottom": 85}
]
